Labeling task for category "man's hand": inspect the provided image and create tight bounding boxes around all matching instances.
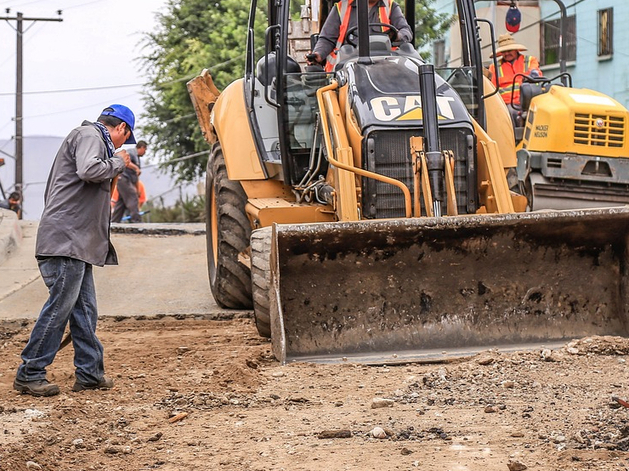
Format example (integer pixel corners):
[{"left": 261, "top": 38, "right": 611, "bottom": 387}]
[
  {"left": 116, "top": 150, "right": 131, "bottom": 167},
  {"left": 306, "top": 52, "right": 322, "bottom": 65}
]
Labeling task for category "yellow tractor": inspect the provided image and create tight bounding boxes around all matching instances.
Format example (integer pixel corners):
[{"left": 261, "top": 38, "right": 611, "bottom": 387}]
[{"left": 188, "top": 0, "right": 629, "bottom": 364}]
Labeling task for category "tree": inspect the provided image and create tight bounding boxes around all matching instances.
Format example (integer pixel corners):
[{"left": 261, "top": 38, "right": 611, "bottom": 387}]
[
  {"left": 413, "top": 1, "right": 453, "bottom": 55},
  {"left": 142, "top": 0, "right": 452, "bottom": 182},
  {"left": 141, "top": 0, "right": 265, "bottom": 181}
]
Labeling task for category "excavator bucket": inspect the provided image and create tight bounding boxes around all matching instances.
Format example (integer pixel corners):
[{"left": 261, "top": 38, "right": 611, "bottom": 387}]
[{"left": 269, "top": 207, "right": 629, "bottom": 364}]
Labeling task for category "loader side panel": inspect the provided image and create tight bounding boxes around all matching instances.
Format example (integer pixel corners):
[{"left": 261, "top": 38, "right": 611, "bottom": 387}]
[
  {"left": 482, "top": 76, "right": 517, "bottom": 168},
  {"left": 213, "top": 79, "right": 266, "bottom": 181},
  {"left": 270, "top": 208, "right": 629, "bottom": 364}
]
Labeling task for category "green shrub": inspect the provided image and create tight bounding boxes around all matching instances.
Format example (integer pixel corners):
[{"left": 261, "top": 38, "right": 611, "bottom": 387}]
[{"left": 141, "top": 195, "right": 205, "bottom": 223}]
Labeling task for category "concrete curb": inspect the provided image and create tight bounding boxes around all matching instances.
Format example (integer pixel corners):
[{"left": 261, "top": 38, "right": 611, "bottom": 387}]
[
  {"left": 0, "top": 209, "right": 22, "bottom": 266},
  {"left": 110, "top": 222, "right": 206, "bottom": 236}
]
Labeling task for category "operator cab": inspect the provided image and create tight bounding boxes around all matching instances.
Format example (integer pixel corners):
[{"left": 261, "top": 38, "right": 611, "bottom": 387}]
[{"left": 244, "top": 0, "right": 440, "bottom": 187}]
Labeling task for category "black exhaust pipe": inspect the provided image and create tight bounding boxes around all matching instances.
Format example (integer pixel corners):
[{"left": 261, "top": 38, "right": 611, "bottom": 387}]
[
  {"left": 418, "top": 64, "right": 444, "bottom": 217},
  {"left": 357, "top": 0, "right": 372, "bottom": 64}
]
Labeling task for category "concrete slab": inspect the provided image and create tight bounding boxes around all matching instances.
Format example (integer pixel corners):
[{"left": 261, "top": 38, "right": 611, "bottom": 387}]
[
  {"left": 0, "top": 209, "right": 23, "bottom": 266},
  {"left": 0, "top": 222, "right": 217, "bottom": 321},
  {"left": 0, "top": 220, "right": 40, "bottom": 317}
]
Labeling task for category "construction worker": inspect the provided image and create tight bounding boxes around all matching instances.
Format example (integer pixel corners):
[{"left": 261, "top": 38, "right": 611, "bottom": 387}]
[
  {"left": 13, "top": 104, "right": 135, "bottom": 397},
  {"left": 111, "top": 140, "right": 146, "bottom": 223},
  {"left": 0, "top": 191, "right": 21, "bottom": 217},
  {"left": 488, "top": 32, "right": 542, "bottom": 107},
  {"left": 111, "top": 179, "right": 146, "bottom": 211},
  {"left": 308, "top": 0, "right": 412, "bottom": 72}
]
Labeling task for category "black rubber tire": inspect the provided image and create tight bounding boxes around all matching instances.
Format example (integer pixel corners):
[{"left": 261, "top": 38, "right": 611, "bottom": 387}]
[
  {"left": 250, "top": 227, "right": 272, "bottom": 338},
  {"left": 205, "top": 145, "right": 253, "bottom": 309}
]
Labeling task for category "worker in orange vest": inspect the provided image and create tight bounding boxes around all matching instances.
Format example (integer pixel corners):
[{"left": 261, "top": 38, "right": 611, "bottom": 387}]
[
  {"left": 111, "top": 180, "right": 146, "bottom": 211},
  {"left": 488, "top": 33, "right": 542, "bottom": 107},
  {"left": 308, "top": 0, "right": 412, "bottom": 72}
]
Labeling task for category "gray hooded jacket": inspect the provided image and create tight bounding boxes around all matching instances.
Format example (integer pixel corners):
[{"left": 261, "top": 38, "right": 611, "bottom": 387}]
[{"left": 36, "top": 121, "right": 126, "bottom": 266}]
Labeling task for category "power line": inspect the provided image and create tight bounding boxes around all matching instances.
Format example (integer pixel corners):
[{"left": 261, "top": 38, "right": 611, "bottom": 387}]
[
  {"left": 0, "top": 137, "right": 13, "bottom": 152},
  {"left": 0, "top": 0, "right": 104, "bottom": 8},
  {"left": 0, "top": 19, "right": 44, "bottom": 67},
  {"left": 0, "top": 120, "right": 13, "bottom": 134},
  {"left": 62, "top": 0, "right": 106, "bottom": 10},
  {"left": 0, "top": 81, "right": 144, "bottom": 96},
  {"left": 0, "top": 46, "right": 255, "bottom": 97},
  {"left": 161, "top": 113, "right": 196, "bottom": 124},
  {"left": 453, "top": 0, "right": 619, "bottom": 64},
  {"left": 142, "top": 150, "right": 211, "bottom": 169},
  {"left": 25, "top": 92, "right": 137, "bottom": 119},
  {"left": 0, "top": 10, "right": 63, "bottom": 215},
  {"left": 0, "top": 0, "right": 47, "bottom": 6}
]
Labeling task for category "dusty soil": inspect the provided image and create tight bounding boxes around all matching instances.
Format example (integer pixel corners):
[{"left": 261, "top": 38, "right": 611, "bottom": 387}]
[{"left": 2, "top": 316, "right": 629, "bottom": 471}]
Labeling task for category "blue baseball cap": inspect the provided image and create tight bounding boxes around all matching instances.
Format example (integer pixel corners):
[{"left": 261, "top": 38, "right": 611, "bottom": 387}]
[{"left": 101, "top": 104, "right": 136, "bottom": 144}]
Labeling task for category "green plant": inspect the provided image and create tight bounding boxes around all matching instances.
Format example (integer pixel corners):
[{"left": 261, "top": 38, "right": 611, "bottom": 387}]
[{"left": 142, "top": 195, "right": 206, "bottom": 223}]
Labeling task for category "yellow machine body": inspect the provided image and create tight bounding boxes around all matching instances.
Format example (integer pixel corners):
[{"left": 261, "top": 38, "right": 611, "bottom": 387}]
[
  {"left": 517, "top": 86, "right": 629, "bottom": 210},
  {"left": 521, "top": 86, "right": 629, "bottom": 157}
]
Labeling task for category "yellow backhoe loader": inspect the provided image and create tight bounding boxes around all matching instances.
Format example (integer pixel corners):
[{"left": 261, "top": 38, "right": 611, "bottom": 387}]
[{"left": 188, "top": 0, "right": 629, "bottom": 364}]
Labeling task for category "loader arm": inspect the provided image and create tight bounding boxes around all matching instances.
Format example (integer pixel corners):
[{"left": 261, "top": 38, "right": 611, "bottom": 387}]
[
  {"left": 473, "top": 121, "right": 516, "bottom": 213},
  {"left": 187, "top": 69, "right": 221, "bottom": 145}
]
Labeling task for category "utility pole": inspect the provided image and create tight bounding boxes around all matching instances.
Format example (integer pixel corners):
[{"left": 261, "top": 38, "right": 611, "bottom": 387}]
[{"left": 0, "top": 9, "right": 62, "bottom": 218}]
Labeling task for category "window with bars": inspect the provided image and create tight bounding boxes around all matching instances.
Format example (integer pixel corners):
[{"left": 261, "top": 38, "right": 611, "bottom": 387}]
[
  {"left": 598, "top": 8, "right": 613, "bottom": 57},
  {"left": 540, "top": 15, "right": 576, "bottom": 65}
]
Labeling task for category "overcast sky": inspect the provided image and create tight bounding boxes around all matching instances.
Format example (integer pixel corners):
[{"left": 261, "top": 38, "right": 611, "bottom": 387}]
[{"left": 0, "top": 0, "right": 169, "bottom": 147}]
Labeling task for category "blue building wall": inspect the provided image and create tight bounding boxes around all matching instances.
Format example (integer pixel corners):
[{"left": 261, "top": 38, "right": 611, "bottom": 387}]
[
  {"left": 540, "top": 0, "right": 629, "bottom": 109},
  {"left": 430, "top": 0, "right": 629, "bottom": 109}
]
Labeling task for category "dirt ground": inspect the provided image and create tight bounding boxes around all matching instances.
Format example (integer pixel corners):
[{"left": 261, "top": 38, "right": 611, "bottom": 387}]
[{"left": 2, "top": 315, "right": 629, "bottom": 471}]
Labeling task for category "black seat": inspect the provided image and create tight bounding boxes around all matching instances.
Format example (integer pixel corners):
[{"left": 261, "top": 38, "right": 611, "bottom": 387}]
[
  {"left": 520, "top": 82, "right": 544, "bottom": 112},
  {"left": 397, "top": 42, "right": 422, "bottom": 60},
  {"left": 256, "top": 52, "right": 302, "bottom": 86}
]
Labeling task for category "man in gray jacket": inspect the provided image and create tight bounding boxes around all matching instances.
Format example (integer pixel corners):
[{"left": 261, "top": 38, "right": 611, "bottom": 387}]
[{"left": 13, "top": 104, "right": 135, "bottom": 397}]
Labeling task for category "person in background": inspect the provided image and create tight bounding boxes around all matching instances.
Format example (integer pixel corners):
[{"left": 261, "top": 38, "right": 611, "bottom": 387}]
[
  {"left": 111, "top": 140, "right": 147, "bottom": 223},
  {"left": 111, "top": 179, "right": 146, "bottom": 211},
  {"left": 488, "top": 32, "right": 542, "bottom": 107},
  {"left": 13, "top": 104, "right": 135, "bottom": 397},
  {"left": 0, "top": 191, "right": 21, "bottom": 217},
  {"left": 308, "top": 0, "right": 412, "bottom": 72}
]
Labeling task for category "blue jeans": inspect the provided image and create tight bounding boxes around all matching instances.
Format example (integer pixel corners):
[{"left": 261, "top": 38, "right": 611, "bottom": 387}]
[{"left": 16, "top": 257, "right": 105, "bottom": 384}]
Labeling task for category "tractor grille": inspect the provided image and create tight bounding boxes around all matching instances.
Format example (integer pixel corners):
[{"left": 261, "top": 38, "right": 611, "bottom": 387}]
[
  {"left": 574, "top": 114, "right": 625, "bottom": 148},
  {"left": 361, "top": 128, "right": 477, "bottom": 219}
]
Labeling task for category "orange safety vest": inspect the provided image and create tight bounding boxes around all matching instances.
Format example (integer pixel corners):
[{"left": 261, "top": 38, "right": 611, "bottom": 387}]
[
  {"left": 489, "top": 54, "right": 540, "bottom": 105},
  {"left": 325, "top": 0, "right": 393, "bottom": 72},
  {"left": 111, "top": 180, "right": 146, "bottom": 209}
]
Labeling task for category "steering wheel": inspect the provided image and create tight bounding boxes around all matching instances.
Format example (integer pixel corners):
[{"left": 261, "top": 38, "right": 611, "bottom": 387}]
[{"left": 345, "top": 22, "right": 399, "bottom": 47}]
